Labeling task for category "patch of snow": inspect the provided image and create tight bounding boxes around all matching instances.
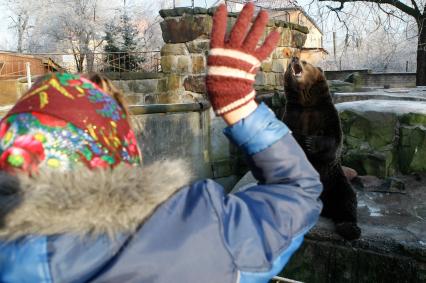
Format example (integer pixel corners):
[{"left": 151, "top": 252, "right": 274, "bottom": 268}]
[
  {"left": 368, "top": 205, "right": 383, "bottom": 217},
  {"left": 336, "top": 99, "right": 426, "bottom": 115},
  {"left": 384, "top": 89, "right": 410, "bottom": 93}
]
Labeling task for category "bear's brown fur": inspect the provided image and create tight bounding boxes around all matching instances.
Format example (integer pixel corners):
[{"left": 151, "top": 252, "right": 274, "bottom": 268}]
[{"left": 282, "top": 57, "right": 361, "bottom": 240}]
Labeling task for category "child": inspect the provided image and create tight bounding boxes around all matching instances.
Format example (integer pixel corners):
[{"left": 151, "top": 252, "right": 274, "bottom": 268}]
[
  {"left": 86, "top": 73, "right": 131, "bottom": 119},
  {"left": 0, "top": 3, "right": 322, "bottom": 282},
  {"left": 0, "top": 72, "right": 140, "bottom": 173}
]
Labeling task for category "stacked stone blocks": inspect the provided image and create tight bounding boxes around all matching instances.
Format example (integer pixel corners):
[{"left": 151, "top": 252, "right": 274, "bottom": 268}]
[{"left": 116, "top": 7, "right": 308, "bottom": 104}]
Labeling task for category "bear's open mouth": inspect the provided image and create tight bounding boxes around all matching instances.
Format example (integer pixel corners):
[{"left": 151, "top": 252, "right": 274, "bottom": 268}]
[{"left": 293, "top": 63, "right": 303, "bottom": 77}]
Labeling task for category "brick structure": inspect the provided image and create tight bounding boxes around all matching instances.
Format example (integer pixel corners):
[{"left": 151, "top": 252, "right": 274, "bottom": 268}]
[
  {"left": 160, "top": 7, "right": 308, "bottom": 98},
  {"left": 115, "top": 7, "right": 308, "bottom": 105}
]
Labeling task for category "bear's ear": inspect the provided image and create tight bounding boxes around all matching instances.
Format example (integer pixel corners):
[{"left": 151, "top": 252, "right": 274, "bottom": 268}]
[{"left": 317, "top": 67, "right": 324, "bottom": 73}]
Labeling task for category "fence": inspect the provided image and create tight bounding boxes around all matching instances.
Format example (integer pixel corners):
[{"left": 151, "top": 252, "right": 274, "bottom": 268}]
[
  {"left": 90, "top": 51, "right": 161, "bottom": 74},
  {"left": 0, "top": 51, "right": 161, "bottom": 80},
  {"left": 47, "top": 51, "right": 161, "bottom": 74}
]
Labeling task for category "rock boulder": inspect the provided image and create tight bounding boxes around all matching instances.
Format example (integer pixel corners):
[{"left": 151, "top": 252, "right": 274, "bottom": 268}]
[{"left": 337, "top": 100, "right": 426, "bottom": 177}]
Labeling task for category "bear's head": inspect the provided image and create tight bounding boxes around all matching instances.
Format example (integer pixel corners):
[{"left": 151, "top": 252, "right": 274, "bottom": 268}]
[{"left": 284, "top": 57, "right": 331, "bottom": 106}]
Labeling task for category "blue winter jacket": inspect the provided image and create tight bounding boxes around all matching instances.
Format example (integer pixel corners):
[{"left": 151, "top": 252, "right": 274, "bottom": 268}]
[{"left": 0, "top": 103, "right": 322, "bottom": 283}]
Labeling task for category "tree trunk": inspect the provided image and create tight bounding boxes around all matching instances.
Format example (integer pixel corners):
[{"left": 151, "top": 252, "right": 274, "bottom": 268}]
[
  {"left": 77, "top": 54, "right": 85, "bottom": 73},
  {"left": 73, "top": 51, "right": 85, "bottom": 73},
  {"left": 86, "top": 51, "right": 94, "bottom": 72},
  {"left": 16, "top": 15, "right": 28, "bottom": 53},
  {"left": 17, "top": 27, "right": 23, "bottom": 53},
  {"left": 417, "top": 15, "right": 426, "bottom": 86}
]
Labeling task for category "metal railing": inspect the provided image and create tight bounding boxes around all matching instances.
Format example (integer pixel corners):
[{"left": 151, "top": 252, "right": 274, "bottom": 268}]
[
  {"left": 91, "top": 51, "right": 161, "bottom": 74},
  {"left": 129, "top": 101, "right": 211, "bottom": 115}
]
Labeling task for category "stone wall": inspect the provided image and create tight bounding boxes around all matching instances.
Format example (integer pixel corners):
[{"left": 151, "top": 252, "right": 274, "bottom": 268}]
[
  {"left": 281, "top": 231, "right": 425, "bottom": 283},
  {"left": 161, "top": 7, "right": 308, "bottom": 96},
  {"left": 112, "top": 74, "right": 168, "bottom": 104},
  {"left": 364, "top": 72, "right": 416, "bottom": 88},
  {"left": 115, "top": 7, "right": 308, "bottom": 104}
]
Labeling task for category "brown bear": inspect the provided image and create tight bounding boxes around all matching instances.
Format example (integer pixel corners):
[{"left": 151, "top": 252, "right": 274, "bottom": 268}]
[{"left": 282, "top": 57, "right": 361, "bottom": 240}]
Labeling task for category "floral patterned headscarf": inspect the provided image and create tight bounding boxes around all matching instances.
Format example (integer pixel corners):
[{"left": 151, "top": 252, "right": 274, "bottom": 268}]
[{"left": 0, "top": 72, "right": 141, "bottom": 173}]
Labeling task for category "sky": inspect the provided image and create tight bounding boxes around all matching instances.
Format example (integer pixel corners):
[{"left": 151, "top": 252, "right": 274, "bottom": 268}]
[
  {"left": 0, "top": 5, "right": 12, "bottom": 50},
  {"left": 0, "top": 0, "right": 134, "bottom": 50},
  {"left": 0, "top": 0, "right": 218, "bottom": 50},
  {"left": 0, "top": 0, "right": 416, "bottom": 52}
]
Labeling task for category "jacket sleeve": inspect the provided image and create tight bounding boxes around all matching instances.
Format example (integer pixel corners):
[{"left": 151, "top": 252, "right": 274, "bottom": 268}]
[{"left": 205, "top": 102, "right": 323, "bottom": 280}]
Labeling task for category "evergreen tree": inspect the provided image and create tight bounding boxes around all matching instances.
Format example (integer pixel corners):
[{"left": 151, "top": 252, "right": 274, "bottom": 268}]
[
  {"left": 103, "top": 23, "right": 121, "bottom": 72},
  {"left": 103, "top": 11, "right": 144, "bottom": 72},
  {"left": 120, "top": 11, "right": 144, "bottom": 71}
]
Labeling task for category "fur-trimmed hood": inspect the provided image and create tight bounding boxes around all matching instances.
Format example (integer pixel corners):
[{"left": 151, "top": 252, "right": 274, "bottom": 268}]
[{"left": 0, "top": 160, "right": 192, "bottom": 240}]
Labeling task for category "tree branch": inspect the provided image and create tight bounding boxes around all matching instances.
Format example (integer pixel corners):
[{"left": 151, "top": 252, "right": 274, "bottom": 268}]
[
  {"left": 326, "top": 1, "right": 345, "bottom": 11},
  {"left": 409, "top": 0, "right": 420, "bottom": 15},
  {"left": 376, "top": 3, "right": 407, "bottom": 22},
  {"left": 326, "top": 3, "right": 350, "bottom": 34},
  {"left": 319, "top": 0, "right": 421, "bottom": 18}
]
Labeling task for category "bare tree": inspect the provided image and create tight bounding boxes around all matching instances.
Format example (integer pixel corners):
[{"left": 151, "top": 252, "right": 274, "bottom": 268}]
[
  {"left": 128, "top": 0, "right": 167, "bottom": 51},
  {"left": 44, "top": 0, "right": 106, "bottom": 72},
  {"left": 2, "top": 0, "right": 45, "bottom": 52},
  {"left": 318, "top": 0, "right": 426, "bottom": 85},
  {"left": 324, "top": 27, "right": 417, "bottom": 71},
  {"left": 307, "top": 1, "right": 418, "bottom": 73}
]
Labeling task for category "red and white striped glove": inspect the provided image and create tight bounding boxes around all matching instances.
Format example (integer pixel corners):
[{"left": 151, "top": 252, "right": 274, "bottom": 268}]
[{"left": 206, "top": 3, "right": 280, "bottom": 116}]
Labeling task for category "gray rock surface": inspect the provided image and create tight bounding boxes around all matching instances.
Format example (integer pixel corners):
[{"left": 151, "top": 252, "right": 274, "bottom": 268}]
[
  {"left": 337, "top": 100, "right": 426, "bottom": 176},
  {"left": 231, "top": 171, "right": 426, "bottom": 282}
]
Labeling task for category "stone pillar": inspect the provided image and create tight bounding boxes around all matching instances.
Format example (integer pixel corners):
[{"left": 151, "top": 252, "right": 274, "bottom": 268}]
[
  {"left": 158, "top": 8, "right": 211, "bottom": 103},
  {"left": 159, "top": 7, "right": 309, "bottom": 102},
  {"left": 255, "top": 21, "right": 308, "bottom": 92}
]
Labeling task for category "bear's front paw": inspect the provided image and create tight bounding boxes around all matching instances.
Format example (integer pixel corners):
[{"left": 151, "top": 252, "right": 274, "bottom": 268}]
[{"left": 335, "top": 222, "right": 361, "bottom": 241}]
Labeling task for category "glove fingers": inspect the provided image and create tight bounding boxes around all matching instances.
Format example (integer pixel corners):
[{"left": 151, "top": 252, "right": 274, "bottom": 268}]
[
  {"left": 228, "top": 2, "right": 254, "bottom": 48},
  {"left": 243, "top": 10, "right": 269, "bottom": 51},
  {"left": 255, "top": 30, "right": 280, "bottom": 61},
  {"left": 206, "top": 77, "right": 253, "bottom": 96},
  {"left": 210, "top": 4, "right": 228, "bottom": 48}
]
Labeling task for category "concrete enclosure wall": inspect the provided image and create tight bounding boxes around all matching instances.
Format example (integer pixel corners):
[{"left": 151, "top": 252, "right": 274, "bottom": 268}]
[
  {"left": 130, "top": 108, "right": 212, "bottom": 180},
  {"left": 325, "top": 70, "right": 416, "bottom": 88},
  {"left": 363, "top": 73, "right": 416, "bottom": 88},
  {"left": 0, "top": 79, "right": 29, "bottom": 107},
  {"left": 129, "top": 105, "right": 239, "bottom": 189}
]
